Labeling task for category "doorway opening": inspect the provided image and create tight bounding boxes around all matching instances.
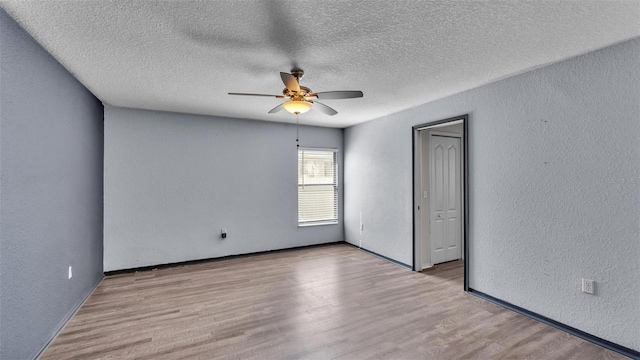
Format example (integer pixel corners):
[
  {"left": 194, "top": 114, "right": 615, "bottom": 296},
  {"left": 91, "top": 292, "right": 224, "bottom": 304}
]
[{"left": 412, "top": 115, "right": 469, "bottom": 290}]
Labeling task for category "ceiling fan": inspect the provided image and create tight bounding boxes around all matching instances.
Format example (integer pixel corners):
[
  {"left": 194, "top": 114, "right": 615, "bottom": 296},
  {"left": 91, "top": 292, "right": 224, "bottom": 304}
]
[{"left": 228, "top": 68, "right": 363, "bottom": 116}]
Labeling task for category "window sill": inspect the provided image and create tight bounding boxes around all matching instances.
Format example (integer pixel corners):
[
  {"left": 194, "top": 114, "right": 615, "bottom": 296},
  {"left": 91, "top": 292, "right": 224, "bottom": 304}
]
[{"left": 298, "top": 221, "right": 338, "bottom": 228}]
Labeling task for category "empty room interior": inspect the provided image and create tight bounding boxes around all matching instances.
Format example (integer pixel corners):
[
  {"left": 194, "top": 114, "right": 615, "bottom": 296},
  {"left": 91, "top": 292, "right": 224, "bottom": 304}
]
[{"left": 1, "top": 1, "right": 639, "bottom": 359}]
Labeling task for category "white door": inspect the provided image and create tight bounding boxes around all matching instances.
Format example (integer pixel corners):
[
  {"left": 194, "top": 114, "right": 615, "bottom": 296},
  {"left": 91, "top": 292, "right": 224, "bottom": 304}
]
[{"left": 430, "top": 134, "right": 462, "bottom": 264}]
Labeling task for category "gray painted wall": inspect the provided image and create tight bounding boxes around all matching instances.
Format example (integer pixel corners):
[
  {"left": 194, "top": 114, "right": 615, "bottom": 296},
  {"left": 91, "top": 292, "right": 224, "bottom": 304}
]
[
  {"left": 104, "top": 106, "right": 344, "bottom": 271},
  {"left": 344, "top": 38, "right": 640, "bottom": 350},
  {"left": 0, "top": 9, "right": 104, "bottom": 360}
]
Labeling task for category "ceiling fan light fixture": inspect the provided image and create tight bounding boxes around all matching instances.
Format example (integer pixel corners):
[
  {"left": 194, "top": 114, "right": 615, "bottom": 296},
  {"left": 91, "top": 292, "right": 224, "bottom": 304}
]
[
  {"left": 229, "top": 69, "right": 361, "bottom": 116},
  {"left": 283, "top": 100, "right": 312, "bottom": 114}
]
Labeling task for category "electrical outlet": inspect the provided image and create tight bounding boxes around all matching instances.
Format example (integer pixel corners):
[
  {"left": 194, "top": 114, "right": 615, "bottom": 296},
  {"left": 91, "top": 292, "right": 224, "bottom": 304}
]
[
  {"left": 68, "top": 266, "right": 72, "bottom": 279},
  {"left": 582, "top": 278, "right": 594, "bottom": 294},
  {"left": 221, "top": 229, "right": 227, "bottom": 239},
  {"left": 360, "top": 223, "right": 364, "bottom": 231}
]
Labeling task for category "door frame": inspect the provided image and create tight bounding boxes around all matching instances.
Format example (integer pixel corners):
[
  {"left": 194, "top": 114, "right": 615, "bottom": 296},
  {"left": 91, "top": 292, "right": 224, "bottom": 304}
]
[{"left": 412, "top": 114, "right": 469, "bottom": 291}]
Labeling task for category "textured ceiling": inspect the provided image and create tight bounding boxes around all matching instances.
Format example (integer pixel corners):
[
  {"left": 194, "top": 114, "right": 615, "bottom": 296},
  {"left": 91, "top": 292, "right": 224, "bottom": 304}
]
[{"left": 1, "top": 1, "right": 639, "bottom": 128}]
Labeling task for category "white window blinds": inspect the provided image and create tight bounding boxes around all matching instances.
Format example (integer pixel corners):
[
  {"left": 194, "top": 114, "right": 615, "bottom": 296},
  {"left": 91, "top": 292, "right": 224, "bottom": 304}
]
[{"left": 298, "top": 149, "right": 338, "bottom": 225}]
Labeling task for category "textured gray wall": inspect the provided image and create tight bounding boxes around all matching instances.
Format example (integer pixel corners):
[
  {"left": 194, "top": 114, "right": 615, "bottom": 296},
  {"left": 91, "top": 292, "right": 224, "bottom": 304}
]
[
  {"left": 104, "top": 106, "right": 344, "bottom": 271},
  {"left": 345, "top": 38, "right": 640, "bottom": 350},
  {"left": 0, "top": 9, "right": 104, "bottom": 359}
]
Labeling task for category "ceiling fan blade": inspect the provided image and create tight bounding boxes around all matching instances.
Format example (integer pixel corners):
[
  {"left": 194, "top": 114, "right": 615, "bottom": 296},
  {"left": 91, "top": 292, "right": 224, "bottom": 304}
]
[
  {"left": 312, "top": 101, "right": 338, "bottom": 116},
  {"left": 268, "top": 103, "right": 285, "bottom": 113},
  {"left": 228, "top": 92, "right": 286, "bottom": 98},
  {"left": 280, "top": 72, "right": 300, "bottom": 92},
  {"left": 310, "top": 90, "right": 363, "bottom": 100}
]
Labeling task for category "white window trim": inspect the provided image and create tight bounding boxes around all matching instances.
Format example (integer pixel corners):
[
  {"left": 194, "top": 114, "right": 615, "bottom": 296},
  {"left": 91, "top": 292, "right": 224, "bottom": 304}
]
[
  {"left": 297, "top": 148, "right": 339, "bottom": 227},
  {"left": 298, "top": 220, "right": 338, "bottom": 227}
]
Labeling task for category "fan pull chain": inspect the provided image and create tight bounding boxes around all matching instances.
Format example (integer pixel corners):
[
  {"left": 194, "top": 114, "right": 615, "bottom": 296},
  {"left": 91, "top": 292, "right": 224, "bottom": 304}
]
[{"left": 296, "top": 113, "right": 299, "bottom": 147}]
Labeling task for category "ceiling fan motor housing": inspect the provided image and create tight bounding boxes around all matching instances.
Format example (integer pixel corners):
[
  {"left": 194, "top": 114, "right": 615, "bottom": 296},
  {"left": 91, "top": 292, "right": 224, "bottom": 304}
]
[{"left": 283, "top": 86, "right": 312, "bottom": 100}]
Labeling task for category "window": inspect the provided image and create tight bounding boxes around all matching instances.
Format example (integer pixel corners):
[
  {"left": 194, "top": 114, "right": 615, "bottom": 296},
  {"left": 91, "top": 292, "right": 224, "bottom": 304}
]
[{"left": 298, "top": 149, "right": 338, "bottom": 226}]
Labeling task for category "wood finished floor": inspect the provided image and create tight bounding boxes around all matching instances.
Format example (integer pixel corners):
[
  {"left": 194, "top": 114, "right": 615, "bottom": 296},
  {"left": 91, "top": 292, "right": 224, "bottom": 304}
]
[{"left": 42, "top": 244, "right": 628, "bottom": 360}]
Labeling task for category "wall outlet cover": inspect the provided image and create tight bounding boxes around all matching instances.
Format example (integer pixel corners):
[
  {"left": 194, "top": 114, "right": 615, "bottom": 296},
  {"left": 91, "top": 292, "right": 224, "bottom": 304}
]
[{"left": 581, "top": 278, "right": 594, "bottom": 294}]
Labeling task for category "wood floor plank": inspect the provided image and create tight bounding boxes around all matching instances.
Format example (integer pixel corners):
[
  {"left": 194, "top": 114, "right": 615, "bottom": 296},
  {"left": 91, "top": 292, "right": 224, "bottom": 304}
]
[{"left": 41, "top": 244, "right": 630, "bottom": 359}]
